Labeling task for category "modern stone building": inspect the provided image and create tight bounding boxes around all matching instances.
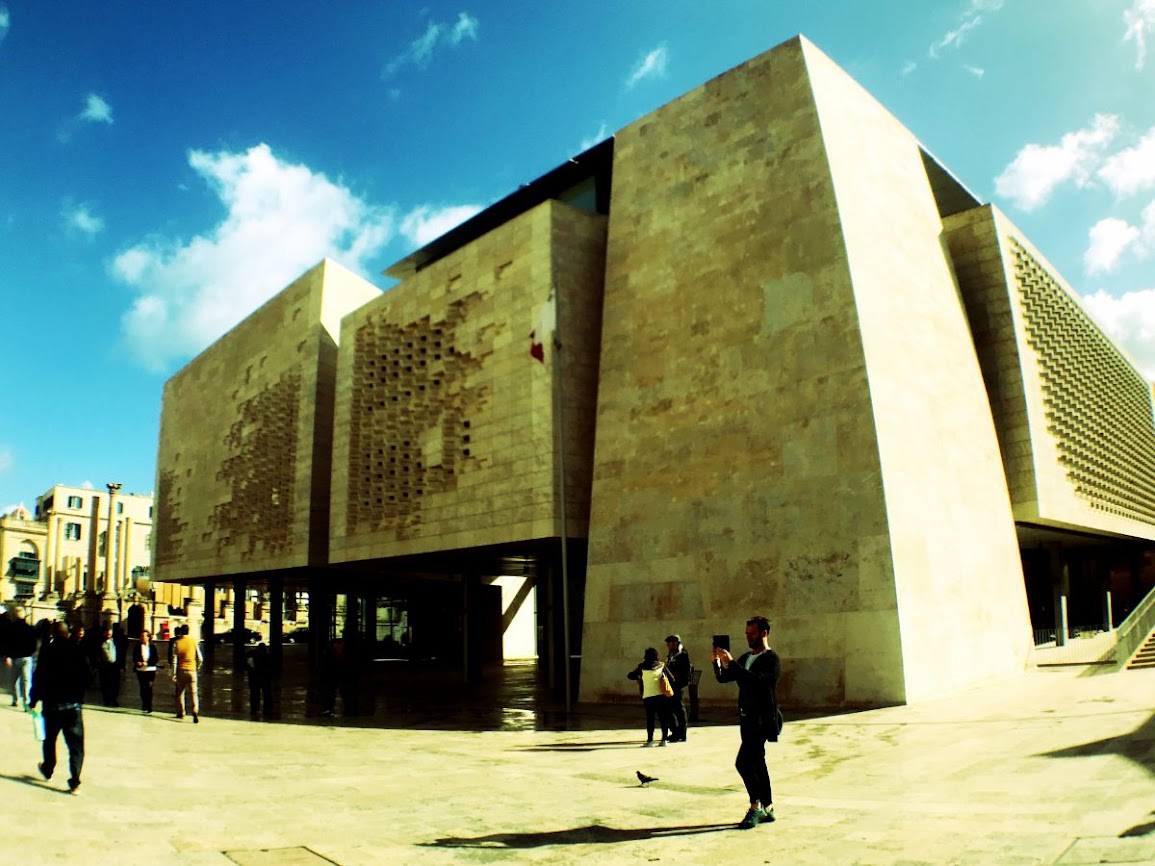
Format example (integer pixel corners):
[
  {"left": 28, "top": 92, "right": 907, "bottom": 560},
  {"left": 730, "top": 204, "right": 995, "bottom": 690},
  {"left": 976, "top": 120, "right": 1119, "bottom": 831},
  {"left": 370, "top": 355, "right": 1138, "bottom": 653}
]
[{"left": 153, "top": 36, "right": 1155, "bottom": 709}]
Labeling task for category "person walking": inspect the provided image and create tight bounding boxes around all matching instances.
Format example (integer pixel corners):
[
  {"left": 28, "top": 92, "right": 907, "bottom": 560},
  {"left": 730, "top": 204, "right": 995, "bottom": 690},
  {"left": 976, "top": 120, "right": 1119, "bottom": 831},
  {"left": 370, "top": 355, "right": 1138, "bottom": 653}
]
[
  {"left": 132, "top": 630, "right": 160, "bottom": 714},
  {"left": 245, "top": 642, "right": 272, "bottom": 717},
  {"left": 627, "top": 647, "right": 675, "bottom": 747},
  {"left": 30, "top": 621, "right": 88, "bottom": 794},
  {"left": 664, "top": 634, "right": 691, "bottom": 742},
  {"left": 714, "top": 615, "right": 782, "bottom": 829},
  {"left": 6, "top": 606, "right": 38, "bottom": 711},
  {"left": 171, "top": 624, "right": 202, "bottom": 723}
]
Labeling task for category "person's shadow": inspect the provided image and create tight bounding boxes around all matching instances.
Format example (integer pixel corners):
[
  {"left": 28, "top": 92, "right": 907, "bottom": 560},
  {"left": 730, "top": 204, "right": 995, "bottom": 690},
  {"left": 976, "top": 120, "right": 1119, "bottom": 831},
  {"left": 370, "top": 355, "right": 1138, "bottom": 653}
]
[
  {"left": 0, "top": 770, "right": 75, "bottom": 795},
  {"left": 422, "top": 822, "right": 735, "bottom": 849}
]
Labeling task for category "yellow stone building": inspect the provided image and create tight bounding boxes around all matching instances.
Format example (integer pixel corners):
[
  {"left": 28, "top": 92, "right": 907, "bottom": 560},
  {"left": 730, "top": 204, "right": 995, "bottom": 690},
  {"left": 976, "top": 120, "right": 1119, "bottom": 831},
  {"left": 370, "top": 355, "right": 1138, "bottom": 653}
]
[{"left": 153, "top": 36, "right": 1155, "bottom": 708}]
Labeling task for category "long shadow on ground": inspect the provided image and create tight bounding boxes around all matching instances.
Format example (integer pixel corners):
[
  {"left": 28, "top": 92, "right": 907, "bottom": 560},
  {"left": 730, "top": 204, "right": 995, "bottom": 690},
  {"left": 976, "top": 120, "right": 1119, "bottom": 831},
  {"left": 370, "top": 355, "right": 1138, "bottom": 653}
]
[{"left": 421, "top": 822, "right": 736, "bottom": 849}]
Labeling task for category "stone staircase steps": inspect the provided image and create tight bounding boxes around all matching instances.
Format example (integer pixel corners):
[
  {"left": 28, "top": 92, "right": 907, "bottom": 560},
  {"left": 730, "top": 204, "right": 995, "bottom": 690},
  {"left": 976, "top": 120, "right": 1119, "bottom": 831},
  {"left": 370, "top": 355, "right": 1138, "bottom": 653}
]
[{"left": 1127, "top": 630, "right": 1155, "bottom": 669}]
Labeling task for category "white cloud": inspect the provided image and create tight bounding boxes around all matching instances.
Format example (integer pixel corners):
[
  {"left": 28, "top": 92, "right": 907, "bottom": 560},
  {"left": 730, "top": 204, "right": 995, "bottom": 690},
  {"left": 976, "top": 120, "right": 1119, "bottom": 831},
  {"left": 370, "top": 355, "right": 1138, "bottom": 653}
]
[
  {"left": 111, "top": 143, "right": 395, "bottom": 370},
  {"left": 1081, "top": 286, "right": 1155, "bottom": 378},
  {"left": 1085, "top": 217, "right": 1142, "bottom": 274},
  {"left": 994, "top": 114, "right": 1120, "bottom": 211},
  {"left": 1085, "top": 201, "right": 1155, "bottom": 274},
  {"left": 963, "top": 64, "right": 985, "bottom": 78},
  {"left": 1098, "top": 128, "right": 1155, "bottom": 197},
  {"left": 80, "top": 481, "right": 94, "bottom": 490},
  {"left": 399, "top": 204, "right": 482, "bottom": 247},
  {"left": 80, "top": 93, "right": 113, "bottom": 125},
  {"left": 0, "top": 6, "right": 10, "bottom": 49},
  {"left": 1124, "top": 0, "right": 1155, "bottom": 69},
  {"left": 62, "top": 202, "right": 105, "bottom": 236},
  {"left": 450, "top": 12, "right": 479, "bottom": 44},
  {"left": 579, "top": 123, "right": 608, "bottom": 152},
  {"left": 384, "top": 11, "right": 479, "bottom": 79},
  {"left": 626, "top": 43, "right": 668, "bottom": 88},
  {"left": 928, "top": 0, "right": 1004, "bottom": 59},
  {"left": 901, "top": 60, "right": 917, "bottom": 76},
  {"left": 0, "top": 445, "right": 11, "bottom": 473}
]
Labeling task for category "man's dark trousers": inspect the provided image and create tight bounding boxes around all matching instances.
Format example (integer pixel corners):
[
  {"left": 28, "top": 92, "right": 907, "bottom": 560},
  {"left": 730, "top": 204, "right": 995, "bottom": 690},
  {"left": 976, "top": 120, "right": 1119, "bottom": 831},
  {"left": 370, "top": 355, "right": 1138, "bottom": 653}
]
[
  {"left": 735, "top": 717, "right": 772, "bottom": 806},
  {"left": 670, "top": 688, "right": 688, "bottom": 740},
  {"left": 41, "top": 703, "right": 84, "bottom": 785}
]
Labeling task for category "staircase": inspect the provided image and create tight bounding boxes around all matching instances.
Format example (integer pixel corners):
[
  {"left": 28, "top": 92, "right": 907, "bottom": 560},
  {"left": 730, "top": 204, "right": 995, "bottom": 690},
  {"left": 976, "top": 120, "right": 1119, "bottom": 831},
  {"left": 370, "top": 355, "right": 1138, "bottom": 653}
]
[{"left": 1127, "top": 630, "right": 1155, "bottom": 670}]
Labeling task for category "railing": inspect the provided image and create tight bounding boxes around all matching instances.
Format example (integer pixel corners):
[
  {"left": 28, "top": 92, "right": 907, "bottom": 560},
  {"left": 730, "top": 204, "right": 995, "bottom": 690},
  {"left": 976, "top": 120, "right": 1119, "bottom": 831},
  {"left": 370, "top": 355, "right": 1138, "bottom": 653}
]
[
  {"left": 1113, "top": 585, "right": 1155, "bottom": 668},
  {"left": 1032, "top": 626, "right": 1117, "bottom": 666}
]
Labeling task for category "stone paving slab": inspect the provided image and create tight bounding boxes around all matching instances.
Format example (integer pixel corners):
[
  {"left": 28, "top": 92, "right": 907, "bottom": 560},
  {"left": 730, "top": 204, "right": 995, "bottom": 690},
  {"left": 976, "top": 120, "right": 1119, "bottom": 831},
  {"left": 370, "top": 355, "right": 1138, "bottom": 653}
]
[{"left": 2, "top": 664, "right": 1154, "bottom": 865}]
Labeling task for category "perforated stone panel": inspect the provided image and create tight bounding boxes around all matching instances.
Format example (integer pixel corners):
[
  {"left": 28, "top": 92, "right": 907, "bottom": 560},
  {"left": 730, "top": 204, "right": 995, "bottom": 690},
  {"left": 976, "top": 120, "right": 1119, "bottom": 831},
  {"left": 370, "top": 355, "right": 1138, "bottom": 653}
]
[
  {"left": 1012, "top": 240, "right": 1155, "bottom": 522},
  {"left": 154, "top": 260, "right": 380, "bottom": 581},
  {"left": 345, "top": 294, "right": 485, "bottom": 539},
  {"left": 330, "top": 201, "right": 606, "bottom": 562}
]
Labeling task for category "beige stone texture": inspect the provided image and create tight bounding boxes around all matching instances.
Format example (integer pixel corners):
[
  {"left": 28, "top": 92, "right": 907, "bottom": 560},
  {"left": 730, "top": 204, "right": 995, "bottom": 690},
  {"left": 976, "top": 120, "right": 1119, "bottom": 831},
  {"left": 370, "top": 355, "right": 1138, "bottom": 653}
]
[
  {"left": 580, "top": 36, "right": 1032, "bottom": 709},
  {"left": 154, "top": 259, "right": 380, "bottom": 582},
  {"left": 804, "top": 43, "right": 1033, "bottom": 702},
  {"left": 329, "top": 200, "right": 606, "bottom": 562},
  {"left": 947, "top": 206, "right": 1155, "bottom": 543}
]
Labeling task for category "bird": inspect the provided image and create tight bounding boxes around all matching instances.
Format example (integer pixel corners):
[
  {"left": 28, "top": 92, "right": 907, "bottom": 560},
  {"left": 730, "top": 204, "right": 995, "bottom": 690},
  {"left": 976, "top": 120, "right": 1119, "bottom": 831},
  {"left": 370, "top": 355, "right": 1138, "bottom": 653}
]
[{"left": 636, "top": 770, "right": 659, "bottom": 786}]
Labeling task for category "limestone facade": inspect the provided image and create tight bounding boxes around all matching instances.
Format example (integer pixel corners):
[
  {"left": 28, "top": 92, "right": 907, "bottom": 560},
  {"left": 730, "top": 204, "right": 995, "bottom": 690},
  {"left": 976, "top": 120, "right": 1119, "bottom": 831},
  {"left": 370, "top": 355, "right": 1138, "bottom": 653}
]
[
  {"left": 330, "top": 201, "right": 606, "bottom": 561},
  {"left": 152, "top": 35, "right": 1155, "bottom": 709},
  {"left": 154, "top": 259, "right": 380, "bottom": 582}
]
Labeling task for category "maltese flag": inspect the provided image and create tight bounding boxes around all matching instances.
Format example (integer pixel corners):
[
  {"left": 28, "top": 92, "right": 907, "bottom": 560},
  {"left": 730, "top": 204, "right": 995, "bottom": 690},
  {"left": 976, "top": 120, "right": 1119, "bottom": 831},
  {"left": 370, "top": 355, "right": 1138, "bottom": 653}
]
[{"left": 529, "top": 289, "right": 556, "bottom": 364}]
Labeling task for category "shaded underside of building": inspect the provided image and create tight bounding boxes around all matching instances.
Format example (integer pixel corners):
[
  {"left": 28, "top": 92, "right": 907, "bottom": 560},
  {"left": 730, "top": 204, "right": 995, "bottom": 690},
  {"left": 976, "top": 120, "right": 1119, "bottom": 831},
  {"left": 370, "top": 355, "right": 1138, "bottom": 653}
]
[{"left": 152, "top": 35, "right": 1155, "bottom": 711}]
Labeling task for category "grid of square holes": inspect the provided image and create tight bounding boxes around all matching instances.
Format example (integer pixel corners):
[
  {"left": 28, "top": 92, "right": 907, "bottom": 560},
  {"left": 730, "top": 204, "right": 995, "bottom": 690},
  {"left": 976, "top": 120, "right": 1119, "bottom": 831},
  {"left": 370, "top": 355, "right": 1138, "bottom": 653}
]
[
  {"left": 1013, "top": 240, "right": 1155, "bottom": 522},
  {"left": 346, "top": 295, "right": 486, "bottom": 536},
  {"left": 154, "top": 469, "right": 186, "bottom": 566},
  {"left": 209, "top": 370, "right": 302, "bottom": 557}
]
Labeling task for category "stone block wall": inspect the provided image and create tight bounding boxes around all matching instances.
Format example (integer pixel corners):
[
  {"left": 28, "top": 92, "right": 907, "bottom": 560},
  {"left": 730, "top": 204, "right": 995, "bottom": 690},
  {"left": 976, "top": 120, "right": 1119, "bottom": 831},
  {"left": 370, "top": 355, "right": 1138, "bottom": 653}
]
[
  {"left": 948, "top": 207, "right": 1155, "bottom": 544},
  {"left": 329, "top": 201, "right": 606, "bottom": 562},
  {"left": 154, "top": 260, "right": 379, "bottom": 581},
  {"left": 581, "top": 37, "right": 902, "bottom": 708}
]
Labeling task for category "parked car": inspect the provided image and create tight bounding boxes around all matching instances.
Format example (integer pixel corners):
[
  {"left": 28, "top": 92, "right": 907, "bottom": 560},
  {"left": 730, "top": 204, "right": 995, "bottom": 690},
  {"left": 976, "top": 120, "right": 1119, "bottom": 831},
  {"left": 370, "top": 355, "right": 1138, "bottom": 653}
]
[
  {"left": 213, "top": 627, "right": 262, "bottom": 645},
  {"left": 283, "top": 627, "right": 311, "bottom": 644}
]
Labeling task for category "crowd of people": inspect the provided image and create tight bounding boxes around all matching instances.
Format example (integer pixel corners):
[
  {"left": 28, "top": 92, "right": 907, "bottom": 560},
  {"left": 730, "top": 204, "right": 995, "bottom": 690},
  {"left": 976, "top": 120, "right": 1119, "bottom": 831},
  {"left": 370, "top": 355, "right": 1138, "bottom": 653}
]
[{"left": 0, "top": 606, "right": 210, "bottom": 794}]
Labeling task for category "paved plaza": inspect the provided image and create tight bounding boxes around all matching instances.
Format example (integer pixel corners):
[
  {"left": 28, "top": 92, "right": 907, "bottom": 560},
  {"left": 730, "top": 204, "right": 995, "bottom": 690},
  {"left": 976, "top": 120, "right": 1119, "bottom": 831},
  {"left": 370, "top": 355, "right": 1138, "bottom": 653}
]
[{"left": 2, "top": 661, "right": 1154, "bottom": 865}]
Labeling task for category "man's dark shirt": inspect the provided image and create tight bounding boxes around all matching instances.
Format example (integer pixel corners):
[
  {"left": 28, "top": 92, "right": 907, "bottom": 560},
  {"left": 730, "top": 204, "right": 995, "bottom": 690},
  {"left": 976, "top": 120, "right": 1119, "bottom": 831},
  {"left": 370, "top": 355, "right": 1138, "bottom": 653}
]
[
  {"left": 30, "top": 639, "right": 89, "bottom": 707},
  {"left": 6, "top": 619, "right": 38, "bottom": 658},
  {"left": 715, "top": 648, "right": 781, "bottom": 742},
  {"left": 666, "top": 646, "right": 691, "bottom": 691}
]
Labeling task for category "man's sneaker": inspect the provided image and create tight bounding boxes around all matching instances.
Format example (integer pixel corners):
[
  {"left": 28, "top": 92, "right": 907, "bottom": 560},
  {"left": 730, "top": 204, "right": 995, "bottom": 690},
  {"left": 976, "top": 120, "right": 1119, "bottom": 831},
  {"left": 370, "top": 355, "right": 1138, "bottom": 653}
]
[
  {"left": 67, "top": 779, "right": 81, "bottom": 795},
  {"left": 37, "top": 762, "right": 51, "bottom": 781},
  {"left": 658, "top": 740, "right": 667, "bottom": 747},
  {"left": 738, "top": 807, "right": 770, "bottom": 829},
  {"left": 642, "top": 741, "right": 655, "bottom": 747},
  {"left": 193, "top": 713, "right": 199, "bottom": 724}
]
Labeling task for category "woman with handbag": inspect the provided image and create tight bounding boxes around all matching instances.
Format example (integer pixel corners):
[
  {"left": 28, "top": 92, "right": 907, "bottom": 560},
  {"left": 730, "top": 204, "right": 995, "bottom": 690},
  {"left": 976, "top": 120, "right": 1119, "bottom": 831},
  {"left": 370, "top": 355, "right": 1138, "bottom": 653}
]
[
  {"left": 627, "top": 647, "right": 675, "bottom": 747},
  {"left": 132, "top": 630, "right": 160, "bottom": 714}
]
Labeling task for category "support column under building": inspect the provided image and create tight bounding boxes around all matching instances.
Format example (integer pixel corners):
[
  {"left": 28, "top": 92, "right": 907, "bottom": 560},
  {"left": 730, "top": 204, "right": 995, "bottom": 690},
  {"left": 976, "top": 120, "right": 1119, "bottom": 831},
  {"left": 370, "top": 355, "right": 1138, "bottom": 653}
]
[{"left": 232, "top": 578, "right": 246, "bottom": 664}]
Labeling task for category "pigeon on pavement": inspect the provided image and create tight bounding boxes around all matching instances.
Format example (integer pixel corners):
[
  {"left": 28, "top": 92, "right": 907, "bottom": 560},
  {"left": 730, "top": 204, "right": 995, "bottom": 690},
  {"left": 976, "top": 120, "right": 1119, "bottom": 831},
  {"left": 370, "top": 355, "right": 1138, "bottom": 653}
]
[{"left": 636, "top": 770, "right": 659, "bottom": 786}]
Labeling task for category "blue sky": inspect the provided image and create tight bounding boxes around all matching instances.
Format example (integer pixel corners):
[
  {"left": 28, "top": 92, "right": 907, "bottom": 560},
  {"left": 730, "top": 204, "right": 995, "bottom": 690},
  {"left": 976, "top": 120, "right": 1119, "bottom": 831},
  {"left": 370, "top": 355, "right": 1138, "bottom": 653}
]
[{"left": 1, "top": 0, "right": 1153, "bottom": 512}]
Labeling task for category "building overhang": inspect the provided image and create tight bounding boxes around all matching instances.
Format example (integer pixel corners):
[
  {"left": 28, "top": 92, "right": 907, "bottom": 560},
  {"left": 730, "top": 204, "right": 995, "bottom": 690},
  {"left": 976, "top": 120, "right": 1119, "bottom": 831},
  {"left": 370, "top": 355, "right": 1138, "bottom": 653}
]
[{"left": 383, "top": 137, "right": 614, "bottom": 280}]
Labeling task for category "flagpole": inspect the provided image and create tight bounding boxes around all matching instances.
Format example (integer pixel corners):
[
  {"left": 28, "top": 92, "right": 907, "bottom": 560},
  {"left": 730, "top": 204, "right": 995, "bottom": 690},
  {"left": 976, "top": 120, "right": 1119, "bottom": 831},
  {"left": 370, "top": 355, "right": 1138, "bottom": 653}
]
[{"left": 551, "top": 283, "right": 573, "bottom": 715}]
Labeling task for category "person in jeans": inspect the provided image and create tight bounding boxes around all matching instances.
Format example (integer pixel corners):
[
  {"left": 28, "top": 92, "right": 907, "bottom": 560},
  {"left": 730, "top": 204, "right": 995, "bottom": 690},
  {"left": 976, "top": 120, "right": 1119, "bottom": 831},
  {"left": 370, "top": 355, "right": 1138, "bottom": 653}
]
[
  {"left": 664, "top": 634, "right": 691, "bottom": 742},
  {"left": 627, "top": 647, "right": 674, "bottom": 747},
  {"left": 30, "top": 621, "right": 89, "bottom": 794},
  {"left": 714, "top": 615, "right": 782, "bottom": 829},
  {"left": 6, "top": 606, "right": 38, "bottom": 711},
  {"left": 171, "top": 624, "right": 202, "bottom": 723}
]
